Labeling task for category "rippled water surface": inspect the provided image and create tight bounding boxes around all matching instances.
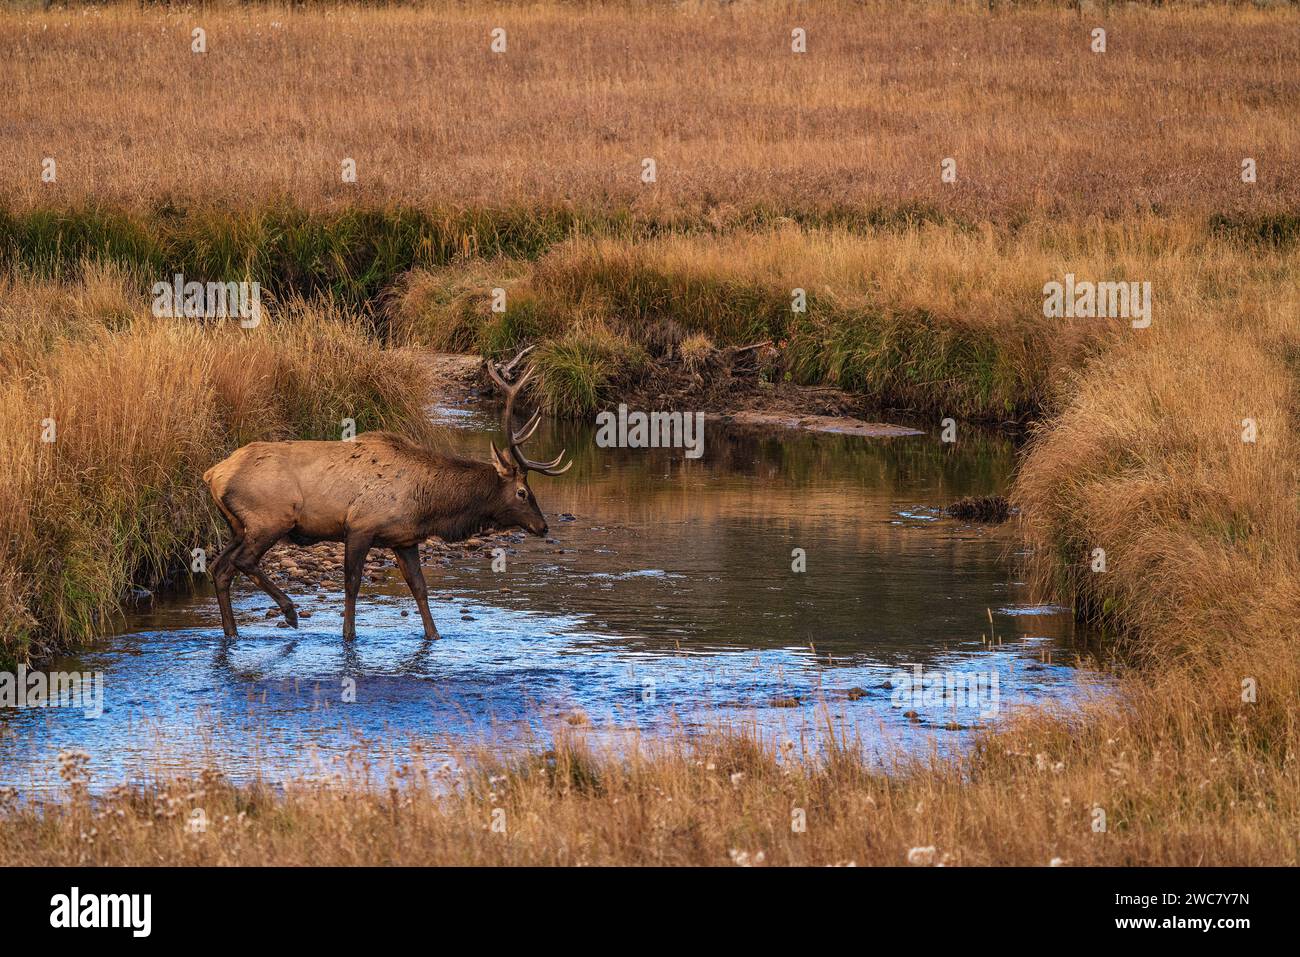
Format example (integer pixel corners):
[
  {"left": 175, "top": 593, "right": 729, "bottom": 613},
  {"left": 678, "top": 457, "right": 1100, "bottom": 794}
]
[{"left": 0, "top": 405, "right": 1112, "bottom": 793}]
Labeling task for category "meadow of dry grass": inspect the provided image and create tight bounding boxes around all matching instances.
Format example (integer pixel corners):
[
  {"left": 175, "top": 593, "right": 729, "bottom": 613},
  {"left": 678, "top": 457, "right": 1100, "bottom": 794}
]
[
  {"left": 1, "top": 1, "right": 1297, "bottom": 867},
  {"left": 2, "top": 1, "right": 1297, "bottom": 218}
]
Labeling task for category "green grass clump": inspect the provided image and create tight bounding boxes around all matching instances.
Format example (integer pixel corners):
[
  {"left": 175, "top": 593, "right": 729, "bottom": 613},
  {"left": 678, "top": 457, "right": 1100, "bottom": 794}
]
[
  {"left": 0, "top": 203, "right": 630, "bottom": 326},
  {"left": 784, "top": 308, "right": 1028, "bottom": 419},
  {"left": 531, "top": 325, "right": 646, "bottom": 417}
]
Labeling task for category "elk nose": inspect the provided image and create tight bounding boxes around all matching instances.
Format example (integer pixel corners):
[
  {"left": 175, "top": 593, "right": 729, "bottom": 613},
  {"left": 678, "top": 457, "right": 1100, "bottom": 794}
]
[{"left": 538, "top": 523, "right": 549, "bottom": 537}]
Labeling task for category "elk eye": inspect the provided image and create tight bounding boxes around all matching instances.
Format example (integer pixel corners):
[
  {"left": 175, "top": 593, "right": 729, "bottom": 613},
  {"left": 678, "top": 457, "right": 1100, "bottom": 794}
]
[{"left": 516, "top": 488, "right": 528, "bottom": 499}]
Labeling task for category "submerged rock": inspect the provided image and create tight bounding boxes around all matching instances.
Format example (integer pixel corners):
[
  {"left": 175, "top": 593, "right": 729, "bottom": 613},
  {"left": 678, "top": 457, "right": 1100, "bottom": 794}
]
[
  {"left": 126, "top": 588, "right": 154, "bottom": 606},
  {"left": 945, "top": 494, "right": 1012, "bottom": 523}
]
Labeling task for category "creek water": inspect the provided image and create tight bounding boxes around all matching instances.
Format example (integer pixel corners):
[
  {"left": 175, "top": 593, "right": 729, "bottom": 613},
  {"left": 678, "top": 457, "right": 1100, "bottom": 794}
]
[{"left": 0, "top": 403, "right": 1112, "bottom": 794}]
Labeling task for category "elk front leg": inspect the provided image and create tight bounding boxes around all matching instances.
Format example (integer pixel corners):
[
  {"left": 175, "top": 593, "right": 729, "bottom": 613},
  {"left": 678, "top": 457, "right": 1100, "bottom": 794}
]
[
  {"left": 231, "top": 527, "right": 298, "bottom": 629},
  {"left": 342, "top": 532, "right": 373, "bottom": 641},
  {"left": 393, "top": 545, "right": 439, "bottom": 640}
]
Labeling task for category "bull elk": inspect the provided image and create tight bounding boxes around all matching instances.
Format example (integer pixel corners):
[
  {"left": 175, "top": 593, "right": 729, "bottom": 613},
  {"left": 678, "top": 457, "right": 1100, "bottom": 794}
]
[{"left": 202, "top": 349, "right": 569, "bottom": 640}]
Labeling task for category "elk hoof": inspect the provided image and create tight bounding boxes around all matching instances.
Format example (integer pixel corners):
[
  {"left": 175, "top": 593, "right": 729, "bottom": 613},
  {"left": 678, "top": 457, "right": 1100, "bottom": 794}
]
[{"left": 283, "top": 605, "right": 299, "bottom": 628}]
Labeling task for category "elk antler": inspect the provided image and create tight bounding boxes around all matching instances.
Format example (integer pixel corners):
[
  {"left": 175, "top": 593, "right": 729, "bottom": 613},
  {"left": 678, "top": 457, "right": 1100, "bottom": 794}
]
[{"left": 487, "top": 347, "right": 572, "bottom": 477}]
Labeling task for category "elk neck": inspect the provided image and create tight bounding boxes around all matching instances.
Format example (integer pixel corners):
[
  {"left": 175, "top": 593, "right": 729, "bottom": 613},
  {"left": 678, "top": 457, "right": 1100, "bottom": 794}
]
[{"left": 408, "top": 453, "right": 506, "bottom": 542}]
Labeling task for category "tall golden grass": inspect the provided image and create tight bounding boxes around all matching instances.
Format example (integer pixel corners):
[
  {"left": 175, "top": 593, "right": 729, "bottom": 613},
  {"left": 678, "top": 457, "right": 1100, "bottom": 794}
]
[
  {"left": 0, "top": 266, "right": 433, "bottom": 662},
  {"left": 1016, "top": 317, "right": 1300, "bottom": 666},
  {"left": 2, "top": 2, "right": 1296, "bottom": 217}
]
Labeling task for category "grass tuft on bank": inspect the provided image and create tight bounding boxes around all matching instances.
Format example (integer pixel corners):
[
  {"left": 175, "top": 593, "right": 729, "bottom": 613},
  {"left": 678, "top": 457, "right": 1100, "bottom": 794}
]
[{"left": 1014, "top": 301, "right": 1300, "bottom": 666}]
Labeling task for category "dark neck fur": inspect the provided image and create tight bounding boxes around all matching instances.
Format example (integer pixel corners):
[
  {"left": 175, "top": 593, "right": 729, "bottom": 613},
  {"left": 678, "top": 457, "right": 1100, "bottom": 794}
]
[{"left": 413, "top": 454, "right": 504, "bottom": 542}]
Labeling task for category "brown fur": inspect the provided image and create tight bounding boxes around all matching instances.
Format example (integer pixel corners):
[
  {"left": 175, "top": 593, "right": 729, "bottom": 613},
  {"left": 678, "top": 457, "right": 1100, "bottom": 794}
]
[{"left": 203, "top": 431, "right": 551, "bottom": 641}]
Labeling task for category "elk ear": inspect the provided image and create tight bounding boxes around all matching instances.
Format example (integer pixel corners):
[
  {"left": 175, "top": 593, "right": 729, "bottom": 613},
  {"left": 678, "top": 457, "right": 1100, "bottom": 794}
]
[{"left": 489, "top": 442, "right": 515, "bottom": 478}]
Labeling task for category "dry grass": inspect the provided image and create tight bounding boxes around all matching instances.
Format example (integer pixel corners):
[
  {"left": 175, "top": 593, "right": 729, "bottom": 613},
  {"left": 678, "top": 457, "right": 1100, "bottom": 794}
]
[
  {"left": 1013, "top": 273, "right": 1300, "bottom": 665},
  {"left": 2, "top": 1, "right": 1297, "bottom": 218},
  {"left": 2, "top": 681, "right": 1295, "bottom": 866},
  {"left": 0, "top": 267, "right": 434, "bottom": 662},
  {"left": 2, "top": 0, "right": 1298, "bottom": 866},
  {"left": 392, "top": 218, "right": 1300, "bottom": 418}
]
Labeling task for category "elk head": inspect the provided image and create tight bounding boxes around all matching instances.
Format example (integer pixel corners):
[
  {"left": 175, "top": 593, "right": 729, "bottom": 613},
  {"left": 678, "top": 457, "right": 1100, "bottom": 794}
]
[{"left": 485, "top": 347, "right": 571, "bottom": 537}]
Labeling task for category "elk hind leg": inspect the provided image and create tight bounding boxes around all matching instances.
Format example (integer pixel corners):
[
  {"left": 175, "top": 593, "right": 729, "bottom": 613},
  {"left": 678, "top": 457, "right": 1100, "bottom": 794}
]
[
  {"left": 231, "top": 527, "right": 299, "bottom": 628},
  {"left": 211, "top": 538, "right": 241, "bottom": 639},
  {"left": 393, "top": 545, "right": 439, "bottom": 640}
]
